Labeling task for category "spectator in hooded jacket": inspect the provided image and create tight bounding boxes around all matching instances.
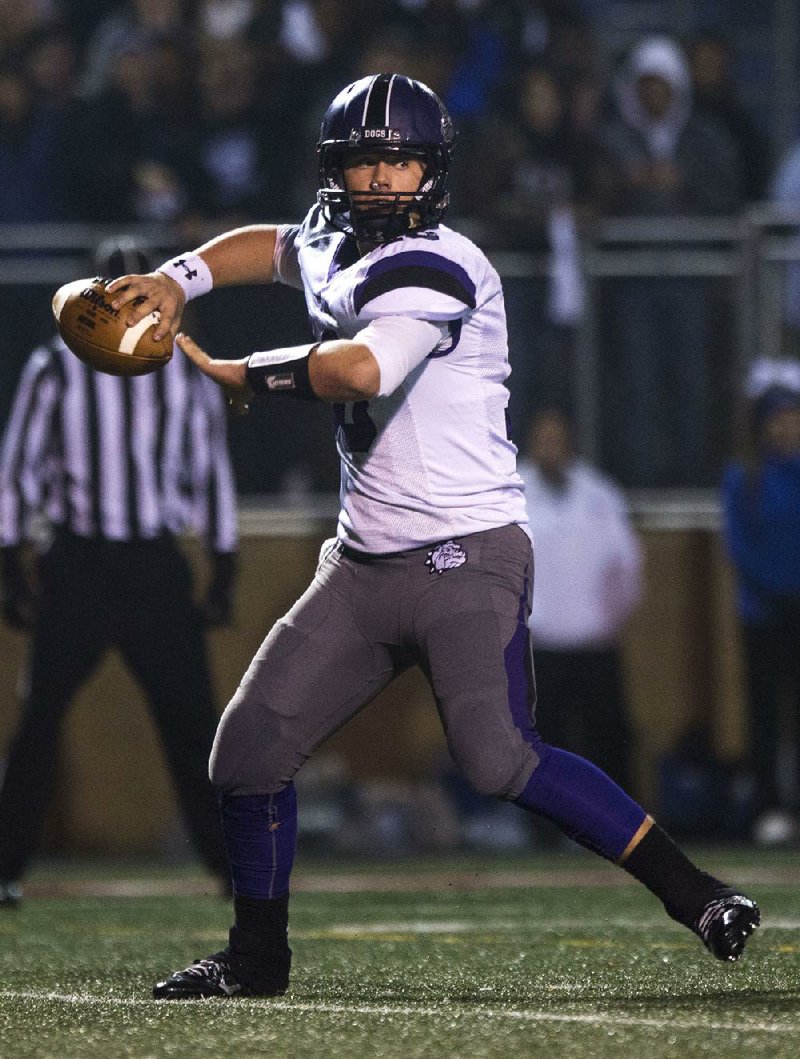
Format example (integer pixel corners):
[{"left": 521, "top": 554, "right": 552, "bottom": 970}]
[
  {"left": 600, "top": 35, "right": 742, "bottom": 218},
  {"left": 596, "top": 35, "right": 744, "bottom": 488}
]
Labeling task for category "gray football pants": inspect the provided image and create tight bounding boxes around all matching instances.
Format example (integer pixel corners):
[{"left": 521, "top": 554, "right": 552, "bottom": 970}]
[{"left": 210, "top": 523, "right": 540, "bottom": 799}]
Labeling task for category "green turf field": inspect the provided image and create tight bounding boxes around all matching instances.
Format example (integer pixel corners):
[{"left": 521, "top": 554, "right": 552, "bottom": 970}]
[{"left": 1, "top": 849, "right": 798, "bottom": 1058}]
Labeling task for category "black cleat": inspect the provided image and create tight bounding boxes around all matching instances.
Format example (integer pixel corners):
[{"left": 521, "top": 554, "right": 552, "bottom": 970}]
[
  {"left": 694, "top": 893, "right": 760, "bottom": 961},
  {"left": 153, "top": 948, "right": 288, "bottom": 1000},
  {"left": 0, "top": 882, "right": 22, "bottom": 908},
  {"left": 153, "top": 951, "right": 245, "bottom": 999}
]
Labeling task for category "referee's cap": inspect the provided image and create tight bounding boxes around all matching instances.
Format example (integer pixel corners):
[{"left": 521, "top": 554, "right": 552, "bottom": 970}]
[{"left": 93, "top": 235, "right": 153, "bottom": 280}]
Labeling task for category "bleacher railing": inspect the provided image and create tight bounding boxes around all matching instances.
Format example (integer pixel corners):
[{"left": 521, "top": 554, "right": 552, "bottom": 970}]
[{"left": 2, "top": 209, "right": 799, "bottom": 527}]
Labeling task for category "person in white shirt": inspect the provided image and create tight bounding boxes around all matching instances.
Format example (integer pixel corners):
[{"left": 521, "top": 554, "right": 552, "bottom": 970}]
[
  {"left": 518, "top": 407, "right": 642, "bottom": 789},
  {"left": 107, "top": 73, "right": 757, "bottom": 999}
]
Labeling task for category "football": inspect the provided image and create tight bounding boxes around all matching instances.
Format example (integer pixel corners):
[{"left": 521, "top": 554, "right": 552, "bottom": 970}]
[{"left": 52, "top": 277, "right": 173, "bottom": 376}]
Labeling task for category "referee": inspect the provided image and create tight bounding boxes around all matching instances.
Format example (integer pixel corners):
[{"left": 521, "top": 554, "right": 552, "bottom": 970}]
[{"left": 0, "top": 239, "right": 238, "bottom": 903}]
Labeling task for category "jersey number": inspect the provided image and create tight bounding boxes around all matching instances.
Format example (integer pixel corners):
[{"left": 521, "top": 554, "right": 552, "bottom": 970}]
[{"left": 333, "top": 401, "right": 377, "bottom": 454}]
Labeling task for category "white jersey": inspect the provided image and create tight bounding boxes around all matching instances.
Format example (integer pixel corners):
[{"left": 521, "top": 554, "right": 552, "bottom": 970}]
[{"left": 274, "top": 206, "right": 529, "bottom": 552}]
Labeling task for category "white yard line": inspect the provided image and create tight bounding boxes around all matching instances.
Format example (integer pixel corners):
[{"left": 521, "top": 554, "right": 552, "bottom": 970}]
[
  {"left": 305, "top": 917, "right": 800, "bottom": 933},
  {"left": 0, "top": 990, "right": 795, "bottom": 1035},
  {"left": 304, "top": 920, "right": 476, "bottom": 934}
]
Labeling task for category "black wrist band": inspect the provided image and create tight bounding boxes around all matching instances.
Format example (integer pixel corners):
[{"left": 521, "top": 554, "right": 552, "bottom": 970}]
[{"left": 246, "top": 344, "right": 319, "bottom": 400}]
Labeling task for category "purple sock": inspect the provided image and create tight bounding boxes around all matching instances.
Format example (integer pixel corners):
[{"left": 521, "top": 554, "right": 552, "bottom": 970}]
[
  {"left": 221, "top": 786, "right": 298, "bottom": 899},
  {"left": 515, "top": 743, "right": 647, "bottom": 861}
]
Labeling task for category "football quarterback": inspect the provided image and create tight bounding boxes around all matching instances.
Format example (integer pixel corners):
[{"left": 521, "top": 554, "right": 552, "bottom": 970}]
[{"left": 108, "top": 73, "right": 759, "bottom": 1000}]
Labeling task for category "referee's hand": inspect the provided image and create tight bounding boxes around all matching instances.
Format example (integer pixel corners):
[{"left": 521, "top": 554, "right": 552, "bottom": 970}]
[{"left": 177, "top": 334, "right": 253, "bottom": 415}]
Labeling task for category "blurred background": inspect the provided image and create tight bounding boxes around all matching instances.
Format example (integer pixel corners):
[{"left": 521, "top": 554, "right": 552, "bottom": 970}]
[{"left": 2, "top": 0, "right": 800, "bottom": 869}]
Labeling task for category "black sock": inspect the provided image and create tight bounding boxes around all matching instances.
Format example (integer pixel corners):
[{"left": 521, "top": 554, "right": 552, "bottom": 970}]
[
  {"left": 233, "top": 892, "right": 290, "bottom": 949},
  {"left": 622, "top": 822, "right": 729, "bottom": 928},
  {"left": 228, "top": 893, "right": 291, "bottom": 992}
]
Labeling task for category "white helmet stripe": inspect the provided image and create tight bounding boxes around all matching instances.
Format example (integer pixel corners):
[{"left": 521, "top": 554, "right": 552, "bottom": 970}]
[
  {"left": 385, "top": 74, "right": 396, "bottom": 126},
  {"left": 361, "top": 75, "right": 378, "bottom": 126}
]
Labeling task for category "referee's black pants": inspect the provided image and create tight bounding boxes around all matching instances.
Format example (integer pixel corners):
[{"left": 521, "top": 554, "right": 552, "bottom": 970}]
[
  {"left": 532, "top": 646, "right": 634, "bottom": 792},
  {"left": 0, "top": 531, "right": 228, "bottom": 883}
]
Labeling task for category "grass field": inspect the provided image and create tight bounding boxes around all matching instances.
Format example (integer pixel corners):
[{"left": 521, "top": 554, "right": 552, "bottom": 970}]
[{"left": 1, "top": 849, "right": 799, "bottom": 1058}]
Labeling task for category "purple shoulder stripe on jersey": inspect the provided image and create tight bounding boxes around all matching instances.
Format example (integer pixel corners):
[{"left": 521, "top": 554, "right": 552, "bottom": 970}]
[{"left": 353, "top": 251, "right": 477, "bottom": 314}]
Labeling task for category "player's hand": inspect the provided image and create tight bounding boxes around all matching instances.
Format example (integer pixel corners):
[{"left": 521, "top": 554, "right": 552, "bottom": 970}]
[
  {"left": 1, "top": 590, "right": 35, "bottom": 631},
  {"left": 201, "top": 551, "right": 237, "bottom": 628},
  {"left": 0, "top": 546, "right": 37, "bottom": 631},
  {"left": 177, "top": 333, "right": 253, "bottom": 415},
  {"left": 106, "top": 271, "right": 186, "bottom": 342}
]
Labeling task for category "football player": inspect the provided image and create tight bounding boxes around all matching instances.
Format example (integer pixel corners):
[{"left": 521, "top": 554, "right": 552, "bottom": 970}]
[{"left": 109, "top": 74, "right": 759, "bottom": 999}]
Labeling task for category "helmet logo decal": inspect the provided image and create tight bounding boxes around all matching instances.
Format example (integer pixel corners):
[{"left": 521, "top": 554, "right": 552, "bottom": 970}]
[{"left": 348, "top": 127, "right": 403, "bottom": 144}]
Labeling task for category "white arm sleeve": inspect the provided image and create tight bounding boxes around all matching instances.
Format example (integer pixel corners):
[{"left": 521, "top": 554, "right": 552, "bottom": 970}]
[{"left": 355, "top": 316, "right": 448, "bottom": 397}]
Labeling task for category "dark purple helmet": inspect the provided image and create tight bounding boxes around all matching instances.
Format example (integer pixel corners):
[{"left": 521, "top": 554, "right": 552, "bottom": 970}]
[{"left": 317, "top": 73, "right": 456, "bottom": 243}]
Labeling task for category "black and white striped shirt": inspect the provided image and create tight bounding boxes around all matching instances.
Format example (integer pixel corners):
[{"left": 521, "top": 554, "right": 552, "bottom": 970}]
[{"left": 0, "top": 337, "right": 238, "bottom": 553}]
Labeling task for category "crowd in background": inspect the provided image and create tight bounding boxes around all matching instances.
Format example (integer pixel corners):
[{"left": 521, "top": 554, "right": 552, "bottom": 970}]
[
  {"left": 0, "top": 0, "right": 779, "bottom": 236},
  {"left": 4, "top": 2, "right": 794, "bottom": 493}
]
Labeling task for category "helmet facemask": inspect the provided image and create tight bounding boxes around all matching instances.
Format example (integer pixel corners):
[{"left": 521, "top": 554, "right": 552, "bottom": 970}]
[{"left": 318, "top": 143, "right": 450, "bottom": 244}]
